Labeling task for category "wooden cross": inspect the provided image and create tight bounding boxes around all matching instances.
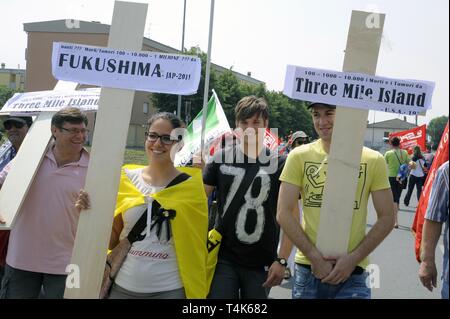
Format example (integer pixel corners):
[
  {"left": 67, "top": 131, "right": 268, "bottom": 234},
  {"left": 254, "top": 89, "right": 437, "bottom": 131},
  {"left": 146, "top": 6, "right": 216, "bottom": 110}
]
[
  {"left": 64, "top": 1, "right": 148, "bottom": 298},
  {"left": 0, "top": 80, "right": 77, "bottom": 229},
  {"left": 315, "top": 11, "right": 385, "bottom": 256}
]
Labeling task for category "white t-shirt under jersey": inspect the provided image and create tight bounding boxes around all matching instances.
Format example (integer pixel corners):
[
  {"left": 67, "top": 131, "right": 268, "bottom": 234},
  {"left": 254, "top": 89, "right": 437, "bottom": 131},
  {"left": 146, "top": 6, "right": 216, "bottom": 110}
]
[{"left": 114, "top": 168, "right": 182, "bottom": 293}]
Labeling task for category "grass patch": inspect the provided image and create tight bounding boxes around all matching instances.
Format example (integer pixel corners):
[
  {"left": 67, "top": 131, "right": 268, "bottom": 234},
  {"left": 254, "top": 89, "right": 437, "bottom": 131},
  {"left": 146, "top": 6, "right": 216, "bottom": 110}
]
[
  {"left": 85, "top": 146, "right": 147, "bottom": 165},
  {"left": 123, "top": 148, "right": 147, "bottom": 165}
]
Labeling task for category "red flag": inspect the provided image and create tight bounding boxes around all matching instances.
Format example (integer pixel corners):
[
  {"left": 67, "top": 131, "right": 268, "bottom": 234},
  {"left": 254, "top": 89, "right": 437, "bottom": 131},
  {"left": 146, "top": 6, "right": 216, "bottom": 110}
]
[
  {"left": 263, "top": 128, "right": 280, "bottom": 151},
  {"left": 411, "top": 121, "right": 449, "bottom": 262},
  {"left": 389, "top": 125, "right": 427, "bottom": 155}
]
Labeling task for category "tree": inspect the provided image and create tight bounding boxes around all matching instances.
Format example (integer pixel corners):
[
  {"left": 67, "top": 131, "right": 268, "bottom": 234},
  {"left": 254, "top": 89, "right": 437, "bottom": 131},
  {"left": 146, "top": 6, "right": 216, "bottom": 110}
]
[
  {"left": 0, "top": 87, "right": 21, "bottom": 109},
  {"left": 214, "top": 70, "right": 244, "bottom": 127},
  {"left": 263, "top": 91, "right": 314, "bottom": 139},
  {"left": 151, "top": 46, "right": 217, "bottom": 123},
  {"left": 427, "top": 115, "right": 449, "bottom": 149}
]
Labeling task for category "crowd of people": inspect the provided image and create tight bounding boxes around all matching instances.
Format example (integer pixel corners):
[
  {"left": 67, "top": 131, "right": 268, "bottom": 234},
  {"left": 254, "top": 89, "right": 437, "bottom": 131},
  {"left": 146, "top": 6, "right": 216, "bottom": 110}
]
[{"left": 0, "top": 97, "right": 447, "bottom": 300}]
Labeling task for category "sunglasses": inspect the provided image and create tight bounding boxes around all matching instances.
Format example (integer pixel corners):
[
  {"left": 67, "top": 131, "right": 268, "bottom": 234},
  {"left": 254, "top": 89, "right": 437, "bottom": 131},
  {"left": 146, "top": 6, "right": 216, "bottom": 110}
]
[
  {"left": 145, "top": 132, "right": 179, "bottom": 145},
  {"left": 4, "top": 121, "right": 26, "bottom": 130}
]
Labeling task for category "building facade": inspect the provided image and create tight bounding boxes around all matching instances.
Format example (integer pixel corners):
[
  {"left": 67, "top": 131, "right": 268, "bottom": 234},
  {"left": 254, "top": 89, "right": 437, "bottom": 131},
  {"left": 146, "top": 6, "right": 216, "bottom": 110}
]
[
  {"left": 0, "top": 64, "right": 25, "bottom": 90},
  {"left": 364, "top": 118, "right": 417, "bottom": 153}
]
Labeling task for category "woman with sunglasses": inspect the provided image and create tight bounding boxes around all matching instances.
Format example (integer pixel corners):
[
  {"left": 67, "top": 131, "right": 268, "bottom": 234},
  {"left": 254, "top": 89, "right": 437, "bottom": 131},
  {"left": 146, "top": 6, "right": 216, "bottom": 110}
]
[{"left": 77, "top": 112, "right": 209, "bottom": 299}]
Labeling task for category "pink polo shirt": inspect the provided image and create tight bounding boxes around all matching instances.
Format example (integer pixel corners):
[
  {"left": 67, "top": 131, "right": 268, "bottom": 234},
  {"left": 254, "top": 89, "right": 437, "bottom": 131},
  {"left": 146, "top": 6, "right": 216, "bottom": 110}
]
[{"left": 6, "top": 146, "right": 89, "bottom": 274}]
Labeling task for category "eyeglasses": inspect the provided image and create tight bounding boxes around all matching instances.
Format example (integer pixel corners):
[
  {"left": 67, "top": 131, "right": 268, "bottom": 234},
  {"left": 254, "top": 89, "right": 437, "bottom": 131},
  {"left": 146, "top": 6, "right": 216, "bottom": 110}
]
[
  {"left": 60, "top": 127, "right": 90, "bottom": 135},
  {"left": 4, "top": 121, "right": 25, "bottom": 130},
  {"left": 145, "top": 132, "right": 179, "bottom": 145}
]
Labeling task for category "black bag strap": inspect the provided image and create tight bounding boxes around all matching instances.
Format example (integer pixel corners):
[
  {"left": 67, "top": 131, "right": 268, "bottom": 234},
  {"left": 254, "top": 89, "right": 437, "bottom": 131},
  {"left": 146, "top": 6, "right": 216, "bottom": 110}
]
[
  {"left": 394, "top": 150, "right": 405, "bottom": 165},
  {"left": 417, "top": 158, "right": 426, "bottom": 172},
  {"left": 393, "top": 150, "right": 401, "bottom": 164},
  {"left": 127, "top": 173, "right": 190, "bottom": 244}
]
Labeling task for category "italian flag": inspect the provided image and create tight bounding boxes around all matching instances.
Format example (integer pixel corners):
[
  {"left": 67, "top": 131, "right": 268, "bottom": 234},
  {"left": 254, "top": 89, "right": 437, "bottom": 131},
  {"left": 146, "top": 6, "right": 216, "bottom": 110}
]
[{"left": 174, "top": 90, "right": 231, "bottom": 166}]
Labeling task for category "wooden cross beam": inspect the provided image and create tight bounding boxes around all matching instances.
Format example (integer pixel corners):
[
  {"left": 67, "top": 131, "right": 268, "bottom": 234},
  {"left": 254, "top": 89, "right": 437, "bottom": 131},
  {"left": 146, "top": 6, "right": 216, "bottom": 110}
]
[
  {"left": 315, "top": 10, "right": 385, "bottom": 256},
  {"left": 0, "top": 80, "right": 78, "bottom": 230},
  {"left": 64, "top": 1, "right": 148, "bottom": 298}
]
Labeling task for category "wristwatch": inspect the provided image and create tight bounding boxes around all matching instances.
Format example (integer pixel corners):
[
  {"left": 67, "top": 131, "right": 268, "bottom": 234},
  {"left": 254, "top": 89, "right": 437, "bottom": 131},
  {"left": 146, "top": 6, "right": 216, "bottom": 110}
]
[{"left": 276, "top": 257, "right": 287, "bottom": 267}]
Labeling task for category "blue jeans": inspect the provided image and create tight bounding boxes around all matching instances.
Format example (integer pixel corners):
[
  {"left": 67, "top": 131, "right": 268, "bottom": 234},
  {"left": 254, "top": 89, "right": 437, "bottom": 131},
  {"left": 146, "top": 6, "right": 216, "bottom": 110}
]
[
  {"left": 442, "top": 280, "right": 448, "bottom": 299},
  {"left": 208, "top": 257, "right": 269, "bottom": 299},
  {"left": 292, "top": 263, "right": 371, "bottom": 299}
]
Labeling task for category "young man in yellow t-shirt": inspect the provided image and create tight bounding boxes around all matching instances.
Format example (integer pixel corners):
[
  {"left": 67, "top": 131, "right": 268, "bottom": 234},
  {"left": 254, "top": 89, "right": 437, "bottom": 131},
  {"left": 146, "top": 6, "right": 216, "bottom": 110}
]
[{"left": 276, "top": 102, "right": 395, "bottom": 299}]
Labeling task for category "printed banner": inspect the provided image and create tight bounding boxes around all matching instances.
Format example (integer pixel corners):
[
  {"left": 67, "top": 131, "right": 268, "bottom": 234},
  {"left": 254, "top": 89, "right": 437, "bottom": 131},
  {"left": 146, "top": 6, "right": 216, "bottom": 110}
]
[
  {"left": 174, "top": 90, "right": 231, "bottom": 166},
  {"left": 283, "top": 65, "right": 435, "bottom": 115},
  {"left": 52, "top": 42, "right": 201, "bottom": 95},
  {"left": 0, "top": 89, "right": 100, "bottom": 114},
  {"left": 389, "top": 125, "right": 426, "bottom": 155},
  {"left": 412, "top": 121, "right": 449, "bottom": 262}
]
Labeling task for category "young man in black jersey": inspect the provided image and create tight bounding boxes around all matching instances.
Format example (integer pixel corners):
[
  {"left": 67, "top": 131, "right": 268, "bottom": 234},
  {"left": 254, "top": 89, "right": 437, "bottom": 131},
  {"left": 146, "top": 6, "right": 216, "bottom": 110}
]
[{"left": 203, "top": 96, "right": 292, "bottom": 299}]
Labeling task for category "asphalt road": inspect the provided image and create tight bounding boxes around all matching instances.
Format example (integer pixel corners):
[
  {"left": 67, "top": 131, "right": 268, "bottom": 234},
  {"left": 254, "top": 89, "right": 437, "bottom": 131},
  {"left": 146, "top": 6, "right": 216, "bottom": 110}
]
[{"left": 269, "top": 190, "right": 444, "bottom": 299}]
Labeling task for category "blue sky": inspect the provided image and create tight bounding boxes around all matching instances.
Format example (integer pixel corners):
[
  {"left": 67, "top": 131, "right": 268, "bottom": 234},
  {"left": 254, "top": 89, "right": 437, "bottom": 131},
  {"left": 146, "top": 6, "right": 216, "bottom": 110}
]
[{"left": 0, "top": 0, "right": 448, "bottom": 125}]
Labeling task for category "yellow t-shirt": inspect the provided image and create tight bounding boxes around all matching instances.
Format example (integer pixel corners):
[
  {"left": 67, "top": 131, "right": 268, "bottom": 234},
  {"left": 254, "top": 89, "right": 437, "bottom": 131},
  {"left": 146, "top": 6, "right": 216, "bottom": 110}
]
[{"left": 279, "top": 139, "right": 390, "bottom": 268}]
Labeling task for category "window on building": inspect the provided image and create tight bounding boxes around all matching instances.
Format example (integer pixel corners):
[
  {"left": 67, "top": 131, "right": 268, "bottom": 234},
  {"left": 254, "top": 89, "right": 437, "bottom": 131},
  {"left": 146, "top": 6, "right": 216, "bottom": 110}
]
[
  {"left": 9, "top": 74, "right": 16, "bottom": 89},
  {"left": 143, "top": 102, "right": 149, "bottom": 114}
]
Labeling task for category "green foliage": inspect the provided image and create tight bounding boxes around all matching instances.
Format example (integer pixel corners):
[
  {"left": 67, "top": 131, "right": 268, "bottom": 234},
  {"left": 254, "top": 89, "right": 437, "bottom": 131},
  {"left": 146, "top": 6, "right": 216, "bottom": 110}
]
[
  {"left": 85, "top": 146, "right": 148, "bottom": 165},
  {"left": 214, "top": 70, "right": 242, "bottom": 127},
  {"left": 123, "top": 148, "right": 147, "bottom": 165},
  {"left": 0, "top": 87, "right": 21, "bottom": 108},
  {"left": 427, "top": 115, "right": 448, "bottom": 149},
  {"left": 151, "top": 47, "right": 315, "bottom": 139},
  {"left": 263, "top": 91, "right": 315, "bottom": 138}
]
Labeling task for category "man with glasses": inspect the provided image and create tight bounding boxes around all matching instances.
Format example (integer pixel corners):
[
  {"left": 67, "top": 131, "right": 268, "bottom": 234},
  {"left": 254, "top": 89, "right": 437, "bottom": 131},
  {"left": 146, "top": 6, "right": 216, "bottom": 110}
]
[{"left": 0, "top": 107, "right": 90, "bottom": 299}]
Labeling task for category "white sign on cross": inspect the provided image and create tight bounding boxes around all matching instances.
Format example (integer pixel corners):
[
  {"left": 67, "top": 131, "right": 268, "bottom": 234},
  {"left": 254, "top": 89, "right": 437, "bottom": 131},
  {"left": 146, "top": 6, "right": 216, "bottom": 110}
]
[{"left": 283, "top": 10, "right": 386, "bottom": 256}]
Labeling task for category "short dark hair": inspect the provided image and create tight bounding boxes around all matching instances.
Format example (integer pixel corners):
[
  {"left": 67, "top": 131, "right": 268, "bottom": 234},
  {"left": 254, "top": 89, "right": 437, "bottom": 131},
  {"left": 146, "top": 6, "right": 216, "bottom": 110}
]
[
  {"left": 307, "top": 102, "right": 336, "bottom": 110},
  {"left": 51, "top": 107, "right": 88, "bottom": 128},
  {"left": 147, "top": 112, "right": 184, "bottom": 130},
  {"left": 234, "top": 96, "right": 269, "bottom": 122},
  {"left": 390, "top": 136, "right": 401, "bottom": 147}
]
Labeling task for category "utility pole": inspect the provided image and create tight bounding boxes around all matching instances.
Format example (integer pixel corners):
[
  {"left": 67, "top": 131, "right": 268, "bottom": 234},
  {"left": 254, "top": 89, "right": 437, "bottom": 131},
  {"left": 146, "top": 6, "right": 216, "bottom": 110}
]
[
  {"left": 177, "top": 0, "right": 187, "bottom": 118},
  {"left": 200, "top": 0, "right": 215, "bottom": 157}
]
